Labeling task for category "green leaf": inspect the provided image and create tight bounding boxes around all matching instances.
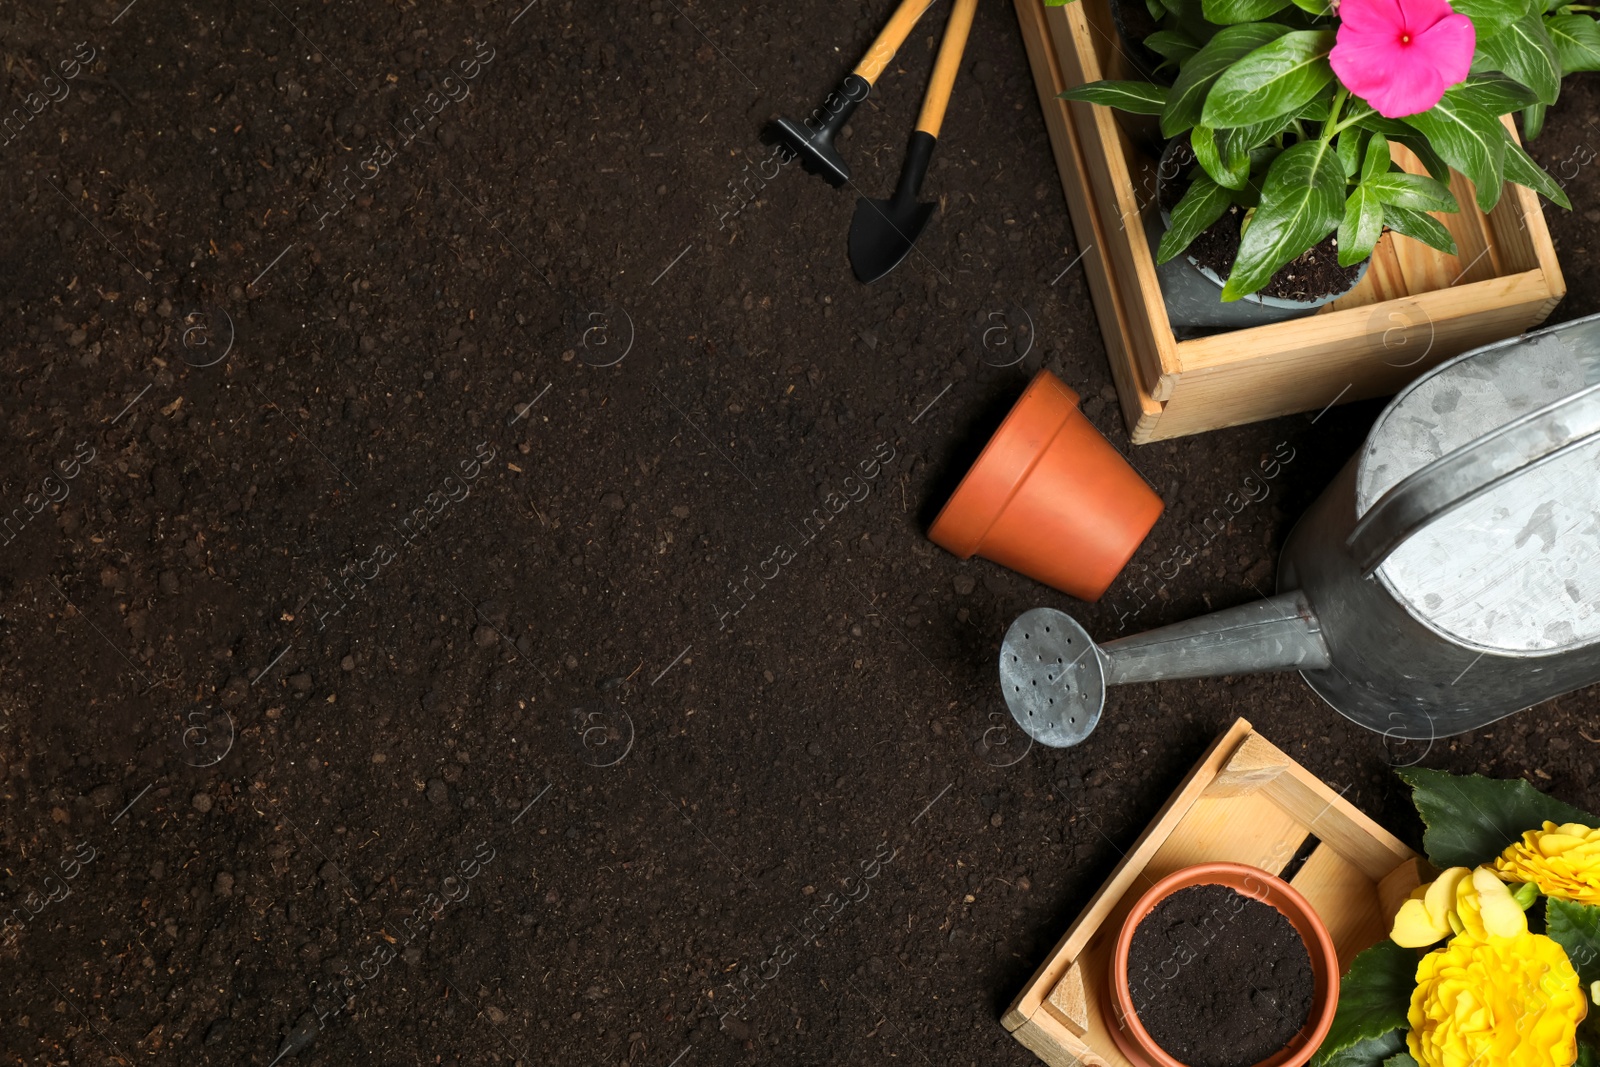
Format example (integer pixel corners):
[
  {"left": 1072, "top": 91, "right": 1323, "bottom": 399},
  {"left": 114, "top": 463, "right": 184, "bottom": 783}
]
[
  {"left": 1297, "top": 94, "right": 1333, "bottom": 121},
  {"left": 1225, "top": 112, "right": 1299, "bottom": 155},
  {"left": 1162, "top": 22, "right": 1293, "bottom": 137},
  {"left": 1502, "top": 131, "right": 1574, "bottom": 207},
  {"left": 1201, "top": 29, "right": 1336, "bottom": 128},
  {"left": 1157, "top": 174, "right": 1235, "bottom": 262},
  {"left": 1361, "top": 136, "right": 1391, "bottom": 183},
  {"left": 1547, "top": 899, "right": 1600, "bottom": 986},
  {"left": 1453, "top": 71, "right": 1541, "bottom": 113},
  {"left": 1579, "top": 1045, "right": 1600, "bottom": 1067},
  {"left": 1453, "top": 0, "right": 1536, "bottom": 38},
  {"left": 1221, "top": 138, "right": 1342, "bottom": 300},
  {"left": 1338, "top": 128, "right": 1366, "bottom": 178},
  {"left": 1547, "top": 13, "right": 1600, "bottom": 72},
  {"left": 1202, "top": 0, "right": 1292, "bottom": 21},
  {"left": 1396, "top": 767, "right": 1598, "bottom": 868},
  {"left": 1310, "top": 940, "right": 1418, "bottom": 1066},
  {"left": 1478, "top": 15, "right": 1563, "bottom": 104},
  {"left": 1383, "top": 1054, "right": 1421, "bottom": 1067},
  {"left": 1401, "top": 90, "right": 1508, "bottom": 212},
  {"left": 1523, "top": 100, "right": 1548, "bottom": 138},
  {"left": 1363, "top": 172, "right": 1458, "bottom": 212},
  {"left": 1288, "top": 0, "right": 1336, "bottom": 14},
  {"left": 1359, "top": 115, "right": 1453, "bottom": 182},
  {"left": 1059, "top": 80, "right": 1170, "bottom": 114},
  {"left": 1146, "top": 29, "right": 1202, "bottom": 64},
  {"left": 1191, "top": 125, "right": 1252, "bottom": 189},
  {"left": 1338, "top": 185, "right": 1384, "bottom": 266},
  {"left": 1384, "top": 205, "right": 1459, "bottom": 255},
  {"left": 1316, "top": 1031, "right": 1408, "bottom": 1067}
]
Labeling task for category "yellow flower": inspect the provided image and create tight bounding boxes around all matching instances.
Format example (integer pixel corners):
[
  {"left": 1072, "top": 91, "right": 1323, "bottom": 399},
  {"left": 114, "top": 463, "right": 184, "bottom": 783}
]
[
  {"left": 1391, "top": 867, "right": 1527, "bottom": 948},
  {"left": 1407, "top": 932, "right": 1586, "bottom": 1067},
  {"left": 1492, "top": 822, "right": 1600, "bottom": 905}
]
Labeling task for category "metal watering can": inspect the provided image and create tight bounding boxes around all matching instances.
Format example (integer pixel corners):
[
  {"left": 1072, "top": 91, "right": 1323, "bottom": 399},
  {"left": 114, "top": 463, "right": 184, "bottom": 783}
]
[{"left": 1002, "top": 313, "right": 1600, "bottom": 748}]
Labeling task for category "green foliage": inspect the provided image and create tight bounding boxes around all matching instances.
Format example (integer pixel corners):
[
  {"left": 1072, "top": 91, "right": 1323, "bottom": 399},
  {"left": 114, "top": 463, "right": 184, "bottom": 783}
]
[
  {"left": 1045, "top": 0, "right": 1578, "bottom": 298},
  {"left": 1157, "top": 173, "right": 1235, "bottom": 261},
  {"left": 1203, "top": 0, "right": 1294, "bottom": 22},
  {"left": 1400, "top": 91, "right": 1507, "bottom": 211},
  {"left": 1382, "top": 204, "right": 1458, "bottom": 254},
  {"left": 1221, "top": 138, "right": 1343, "bottom": 298},
  {"left": 1338, "top": 184, "right": 1384, "bottom": 265},
  {"left": 1161, "top": 22, "right": 1291, "bottom": 137},
  {"left": 1201, "top": 29, "right": 1336, "bottom": 127},
  {"left": 1310, "top": 940, "right": 1418, "bottom": 1067},
  {"left": 1547, "top": 899, "right": 1600, "bottom": 986},
  {"left": 1547, "top": 13, "right": 1600, "bottom": 72},
  {"left": 1477, "top": 15, "right": 1562, "bottom": 104},
  {"left": 1451, "top": 0, "right": 1535, "bottom": 39},
  {"left": 1397, "top": 767, "right": 1597, "bottom": 868},
  {"left": 1059, "top": 80, "right": 1170, "bottom": 113},
  {"left": 1503, "top": 130, "right": 1574, "bottom": 207}
]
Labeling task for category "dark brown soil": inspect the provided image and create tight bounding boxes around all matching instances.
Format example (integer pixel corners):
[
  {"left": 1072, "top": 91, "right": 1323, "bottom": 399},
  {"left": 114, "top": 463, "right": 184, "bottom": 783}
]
[
  {"left": 1160, "top": 142, "right": 1366, "bottom": 301},
  {"left": 1, "top": 2, "right": 1598, "bottom": 1066},
  {"left": 1128, "top": 885, "right": 1314, "bottom": 1067}
]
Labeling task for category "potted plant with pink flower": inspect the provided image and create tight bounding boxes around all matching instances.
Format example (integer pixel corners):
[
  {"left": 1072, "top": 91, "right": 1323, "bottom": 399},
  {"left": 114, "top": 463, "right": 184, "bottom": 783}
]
[
  {"left": 1314, "top": 768, "right": 1600, "bottom": 1067},
  {"left": 1049, "top": 0, "right": 1589, "bottom": 322}
]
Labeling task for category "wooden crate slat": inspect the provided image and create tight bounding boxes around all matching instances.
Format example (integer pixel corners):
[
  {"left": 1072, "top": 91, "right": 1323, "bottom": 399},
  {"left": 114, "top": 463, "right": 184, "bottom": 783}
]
[
  {"left": 1288, "top": 843, "right": 1392, "bottom": 971},
  {"left": 1014, "top": 0, "right": 1164, "bottom": 431},
  {"left": 1048, "top": 0, "right": 1181, "bottom": 399}
]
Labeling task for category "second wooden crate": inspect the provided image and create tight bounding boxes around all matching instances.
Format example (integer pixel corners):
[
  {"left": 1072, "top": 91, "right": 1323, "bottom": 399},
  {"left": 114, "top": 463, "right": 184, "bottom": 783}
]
[{"left": 1003, "top": 718, "right": 1425, "bottom": 1067}]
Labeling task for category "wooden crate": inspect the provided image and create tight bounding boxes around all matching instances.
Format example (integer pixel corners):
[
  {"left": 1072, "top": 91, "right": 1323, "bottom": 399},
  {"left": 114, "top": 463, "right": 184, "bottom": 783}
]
[
  {"left": 1013, "top": 0, "right": 1566, "bottom": 442},
  {"left": 1002, "top": 719, "right": 1425, "bottom": 1067}
]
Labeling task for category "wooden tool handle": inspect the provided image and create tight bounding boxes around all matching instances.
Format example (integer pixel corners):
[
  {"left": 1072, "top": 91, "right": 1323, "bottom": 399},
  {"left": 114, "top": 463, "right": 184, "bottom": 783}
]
[
  {"left": 915, "top": 0, "right": 978, "bottom": 138},
  {"left": 853, "top": 0, "right": 940, "bottom": 84}
]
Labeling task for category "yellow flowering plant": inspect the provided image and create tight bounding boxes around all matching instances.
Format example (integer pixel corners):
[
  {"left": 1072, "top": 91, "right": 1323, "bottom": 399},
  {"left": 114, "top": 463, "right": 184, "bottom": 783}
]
[{"left": 1311, "top": 769, "right": 1600, "bottom": 1067}]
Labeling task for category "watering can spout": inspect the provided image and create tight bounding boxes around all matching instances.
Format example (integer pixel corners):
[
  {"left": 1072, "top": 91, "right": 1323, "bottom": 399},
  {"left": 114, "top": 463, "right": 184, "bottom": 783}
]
[
  {"left": 999, "top": 592, "right": 1329, "bottom": 748},
  {"left": 1100, "top": 591, "right": 1331, "bottom": 685}
]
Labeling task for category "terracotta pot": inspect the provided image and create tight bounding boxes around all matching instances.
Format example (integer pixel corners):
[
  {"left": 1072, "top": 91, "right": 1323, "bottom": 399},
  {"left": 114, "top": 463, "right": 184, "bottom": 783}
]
[
  {"left": 928, "top": 370, "right": 1162, "bottom": 601},
  {"left": 1108, "top": 862, "right": 1340, "bottom": 1067}
]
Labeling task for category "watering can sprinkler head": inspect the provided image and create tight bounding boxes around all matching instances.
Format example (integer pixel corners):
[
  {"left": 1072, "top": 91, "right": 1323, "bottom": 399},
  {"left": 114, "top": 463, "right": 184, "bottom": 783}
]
[
  {"left": 1001, "top": 593, "right": 1334, "bottom": 748},
  {"left": 1000, "top": 608, "right": 1108, "bottom": 748}
]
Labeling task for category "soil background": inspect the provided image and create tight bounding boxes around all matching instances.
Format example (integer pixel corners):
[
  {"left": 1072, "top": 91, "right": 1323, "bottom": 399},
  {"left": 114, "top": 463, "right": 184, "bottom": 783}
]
[{"left": 3, "top": 2, "right": 1599, "bottom": 1066}]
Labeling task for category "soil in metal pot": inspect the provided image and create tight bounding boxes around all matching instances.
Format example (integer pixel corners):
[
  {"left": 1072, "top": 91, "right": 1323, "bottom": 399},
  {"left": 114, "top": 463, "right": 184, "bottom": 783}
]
[
  {"left": 1126, "top": 884, "right": 1315, "bottom": 1067},
  {"left": 1159, "top": 149, "right": 1366, "bottom": 302}
]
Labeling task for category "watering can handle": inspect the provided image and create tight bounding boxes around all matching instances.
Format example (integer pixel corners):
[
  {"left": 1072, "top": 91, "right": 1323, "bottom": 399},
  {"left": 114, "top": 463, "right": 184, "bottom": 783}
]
[{"left": 1346, "top": 379, "right": 1600, "bottom": 578}]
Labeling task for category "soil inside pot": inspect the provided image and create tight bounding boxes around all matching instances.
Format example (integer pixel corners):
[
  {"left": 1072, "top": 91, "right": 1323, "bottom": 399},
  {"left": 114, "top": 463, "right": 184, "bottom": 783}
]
[
  {"left": 1159, "top": 148, "right": 1365, "bottom": 302},
  {"left": 1127, "top": 884, "right": 1314, "bottom": 1067}
]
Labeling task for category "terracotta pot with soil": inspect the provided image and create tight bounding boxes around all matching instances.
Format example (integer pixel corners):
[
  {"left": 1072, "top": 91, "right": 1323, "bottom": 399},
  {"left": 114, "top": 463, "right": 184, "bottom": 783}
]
[
  {"left": 1152, "top": 139, "right": 1369, "bottom": 331},
  {"left": 1109, "top": 862, "right": 1339, "bottom": 1067}
]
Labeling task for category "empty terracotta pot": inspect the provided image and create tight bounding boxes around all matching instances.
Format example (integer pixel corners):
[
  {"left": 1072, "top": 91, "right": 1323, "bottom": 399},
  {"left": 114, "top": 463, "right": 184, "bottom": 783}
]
[
  {"left": 928, "top": 370, "right": 1162, "bottom": 600},
  {"left": 1108, "top": 862, "right": 1341, "bottom": 1067}
]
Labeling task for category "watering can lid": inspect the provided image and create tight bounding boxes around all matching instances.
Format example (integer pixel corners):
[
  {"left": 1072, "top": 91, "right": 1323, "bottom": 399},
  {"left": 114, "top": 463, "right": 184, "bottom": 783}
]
[{"left": 1356, "top": 314, "right": 1600, "bottom": 655}]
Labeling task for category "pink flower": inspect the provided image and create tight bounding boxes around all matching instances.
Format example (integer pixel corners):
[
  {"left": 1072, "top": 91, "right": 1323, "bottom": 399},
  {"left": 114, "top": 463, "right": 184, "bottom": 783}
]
[{"left": 1330, "top": 0, "right": 1475, "bottom": 118}]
